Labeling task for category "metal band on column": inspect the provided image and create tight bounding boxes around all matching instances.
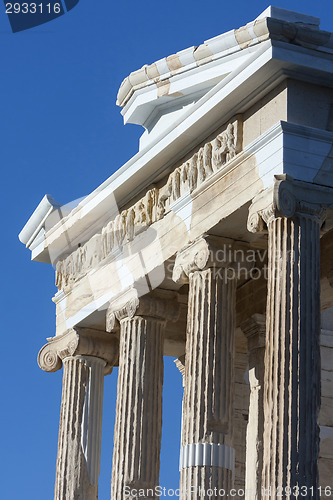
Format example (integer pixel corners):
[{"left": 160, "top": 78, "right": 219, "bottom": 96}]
[{"left": 173, "top": 236, "right": 245, "bottom": 498}]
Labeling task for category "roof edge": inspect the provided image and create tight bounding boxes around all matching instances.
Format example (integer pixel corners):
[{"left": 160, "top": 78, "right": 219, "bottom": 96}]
[
  {"left": 116, "top": 7, "right": 327, "bottom": 109},
  {"left": 19, "top": 194, "right": 60, "bottom": 248}
]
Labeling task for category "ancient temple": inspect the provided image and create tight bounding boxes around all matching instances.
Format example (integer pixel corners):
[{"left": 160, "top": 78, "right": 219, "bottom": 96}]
[{"left": 19, "top": 6, "right": 333, "bottom": 499}]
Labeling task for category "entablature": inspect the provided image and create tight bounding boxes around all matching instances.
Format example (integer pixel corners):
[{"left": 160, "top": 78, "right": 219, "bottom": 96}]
[{"left": 20, "top": 7, "right": 333, "bottom": 266}]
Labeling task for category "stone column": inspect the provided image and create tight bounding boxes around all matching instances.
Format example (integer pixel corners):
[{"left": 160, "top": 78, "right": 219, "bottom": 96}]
[
  {"left": 173, "top": 236, "right": 244, "bottom": 498},
  {"left": 248, "top": 176, "right": 328, "bottom": 498},
  {"left": 240, "top": 314, "right": 265, "bottom": 499},
  {"left": 38, "top": 328, "right": 118, "bottom": 500},
  {"left": 107, "top": 291, "right": 179, "bottom": 500}
]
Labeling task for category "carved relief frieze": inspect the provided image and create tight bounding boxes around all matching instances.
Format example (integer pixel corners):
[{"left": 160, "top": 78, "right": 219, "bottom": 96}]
[{"left": 55, "top": 117, "right": 243, "bottom": 291}]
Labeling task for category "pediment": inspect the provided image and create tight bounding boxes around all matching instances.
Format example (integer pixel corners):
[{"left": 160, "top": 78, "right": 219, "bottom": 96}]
[{"left": 117, "top": 5, "right": 326, "bottom": 153}]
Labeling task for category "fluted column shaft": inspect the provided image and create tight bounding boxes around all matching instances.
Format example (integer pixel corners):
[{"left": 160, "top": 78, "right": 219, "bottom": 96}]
[
  {"left": 263, "top": 213, "right": 321, "bottom": 498},
  {"left": 111, "top": 316, "right": 164, "bottom": 499},
  {"left": 55, "top": 355, "right": 106, "bottom": 500},
  {"left": 38, "top": 327, "right": 118, "bottom": 500},
  {"left": 180, "top": 268, "right": 236, "bottom": 498},
  {"left": 241, "top": 315, "right": 265, "bottom": 500}
]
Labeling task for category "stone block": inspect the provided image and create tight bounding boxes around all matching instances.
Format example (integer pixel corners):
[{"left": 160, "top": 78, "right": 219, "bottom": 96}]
[
  {"left": 318, "top": 458, "right": 333, "bottom": 489},
  {"left": 319, "top": 397, "right": 333, "bottom": 427},
  {"left": 321, "top": 370, "right": 333, "bottom": 398},
  {"left": 321, "top": 346, "right": 333, "bottom": 372},
  {"left": 319, "top": 433, "right": 333, "bottom": 460}
]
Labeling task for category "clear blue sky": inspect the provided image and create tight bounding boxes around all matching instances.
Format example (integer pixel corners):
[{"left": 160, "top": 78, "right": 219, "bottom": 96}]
[{"left": 1, "top": 0, "right": 332, "bottom": 498}]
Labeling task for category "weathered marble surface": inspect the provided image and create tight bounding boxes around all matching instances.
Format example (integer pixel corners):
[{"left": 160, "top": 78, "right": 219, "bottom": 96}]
[
  {"left": 248, "top": 178, "right": 328, "bottom": 498},
  {"left": 55, "top": 118, "right": 242, "bottom": 291},
  {"left": 38, "top": 328, "right": 118, "bottom": 500},
  {"left": 174, "top": 237, "right": 237, "bottom": 498},
  {"left": 108, "top": 291, "right": 179, "bottom": 499}
]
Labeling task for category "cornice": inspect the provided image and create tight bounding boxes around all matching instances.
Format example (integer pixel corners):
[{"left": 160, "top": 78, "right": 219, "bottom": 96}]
[
  {"left": 55, "top": 118, "right": 242, "bottom": 291},
  {"left": 19, "top": 11, "right": 333, "bottom": 266},
  {"left": 117, "top": 11, "right": 330, "bottom": 110}
]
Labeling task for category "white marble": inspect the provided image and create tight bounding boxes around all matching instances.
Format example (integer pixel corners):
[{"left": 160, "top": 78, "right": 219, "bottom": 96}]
[{"left": 20, "top": 8, "right": 333, "bottom": 269}]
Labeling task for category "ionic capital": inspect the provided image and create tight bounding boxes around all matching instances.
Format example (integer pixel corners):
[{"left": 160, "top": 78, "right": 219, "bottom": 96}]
[
  {"left": 247, "top": 175, "right": 331, "bottom": 233},
  {"left": 106, "top": 288, "right": 180, "bottom": 332},
  {"left": 172, "top": 235, "right": 250, "bottom": 284},
  {"left": 240, "top": 314, "right": 266, "bottom": 352},
  {"left": 37, "top": 327, "right": 119, "bottom": 374},
  {"left": 174, "top": 355, "right": 186, "bottom": 387}
]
